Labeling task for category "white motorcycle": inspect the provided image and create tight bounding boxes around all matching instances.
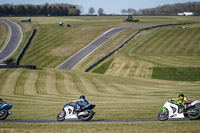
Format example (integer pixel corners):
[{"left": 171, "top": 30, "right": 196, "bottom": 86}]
[
  {"left": 57, "top": 102, "right": 96, "bottom": 121},
  {"left": 157, "top": 100, "right": 200, "bottom": 121}
]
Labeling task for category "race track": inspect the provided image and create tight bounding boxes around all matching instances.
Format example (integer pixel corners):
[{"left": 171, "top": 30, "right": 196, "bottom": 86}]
[
  {"left": 0, "top": 19, "right": 22, "bottom": 61},
  {"left": 56, "top": 25, "right": 153, "bottom": 70},
  {"left": 0, "top": 118, "right": 188, "bottom": 123}
]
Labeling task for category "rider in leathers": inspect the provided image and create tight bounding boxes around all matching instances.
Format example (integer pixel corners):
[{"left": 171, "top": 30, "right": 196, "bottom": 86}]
[
  {"left": 69, "top": 95, "right": 89, "bottom": 112},
  {"left": 172, "top": 94, "right": 192, "bottom": 109},
  {"left": 0, "top": 98, "right": 6, "bottom": 107}
]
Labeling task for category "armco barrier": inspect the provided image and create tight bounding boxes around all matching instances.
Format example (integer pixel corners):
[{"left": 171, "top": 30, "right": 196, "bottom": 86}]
[
  {"left": 0, "top": 63, "right": 36, "bottom": 69},
  {"left": 16, "top": 28, "right": 36, "bottom": 65},
  {"left": 84, "top": 22, "right": 198, "bottom": 72}
]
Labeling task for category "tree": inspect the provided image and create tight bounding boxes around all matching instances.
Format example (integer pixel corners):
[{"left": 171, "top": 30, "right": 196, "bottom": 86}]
[
  {"left": 88, "top": 7, "right": 95, "bottom": 15},
  {"left": 127, "top": 8, "right": 137, "bottom": 15},
  {"left": 0, "top": 3, "right": 80, "bottom": 16},
  {"left": 121, "top": 9, "right": 127, "bottom": 14},
  {"left": 97, "top": 8, "right": 104, "bottom": 16}
]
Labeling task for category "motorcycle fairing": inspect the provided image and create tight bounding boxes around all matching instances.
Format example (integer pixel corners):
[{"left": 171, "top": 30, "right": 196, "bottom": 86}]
[
  {"left": 163, "top": 102, "right": 184, "bottom": 119},
  {"left": 83, "top": 104, "right": 96, "bottom": 110},
  {"left": 191, "top": 101, "right": 200, "bottom": 108},
  {"left": 63, "top": 105, "right": 78, "bottom": 120},
  {"left": 0, "top": 104, "right": 12, "bottom": 110}
]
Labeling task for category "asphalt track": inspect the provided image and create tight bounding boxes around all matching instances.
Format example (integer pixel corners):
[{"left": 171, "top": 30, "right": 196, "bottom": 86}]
[
  {"left": 0, "top": 19, "right": 22, "bottom": 61},
  {"left": 0, "top": 118, "right": 189, "bottom": 123},
  {"left": 56, "top": 25, "right": 153, "bottom": 70}
]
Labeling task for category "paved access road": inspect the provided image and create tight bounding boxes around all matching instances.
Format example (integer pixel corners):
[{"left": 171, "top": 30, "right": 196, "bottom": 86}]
[
  {"left": 0, "top": 19, "right": 22, "bottom": 61},
  {"left": 56, "top": 25, "right": 153, "bottom": 70}
]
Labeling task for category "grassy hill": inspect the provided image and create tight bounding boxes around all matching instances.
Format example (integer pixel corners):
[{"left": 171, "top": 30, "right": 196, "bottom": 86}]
[
  {"left": 0, "top": 68, "right": 200, "bottom": 132},
  {"left": 88, "top": 22, "right": 200, "bottom": 80},
  {"left": 2, "top": 16, "right": 199, "bottom": 68},
  {"left": 0, "top": 21, "right": 10, "bottom": 52},
  {"left": 0, "top": 16, "right": 200, "bottom": 132}
]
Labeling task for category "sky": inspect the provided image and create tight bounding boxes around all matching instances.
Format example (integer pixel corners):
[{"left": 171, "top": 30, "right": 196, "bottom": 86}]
[{"left": 0, "top": 0, "right": 199, "bottom": 14}]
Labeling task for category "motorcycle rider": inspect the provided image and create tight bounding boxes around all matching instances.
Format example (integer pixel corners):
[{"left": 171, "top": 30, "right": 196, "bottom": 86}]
[
  {"left": 171, "top": 94, "right": 192, "bottom": 109},
  {"left": 69, "top": 95, "right": 89, "bottom": 112},
  {"left": 0, "top": 98, "right": 6, "bottom": 107}
]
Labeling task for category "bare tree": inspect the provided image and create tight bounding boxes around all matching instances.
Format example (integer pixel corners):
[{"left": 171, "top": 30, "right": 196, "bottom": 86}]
[{"left": 88, "top": 7, "right": 95, "bottom": 15}]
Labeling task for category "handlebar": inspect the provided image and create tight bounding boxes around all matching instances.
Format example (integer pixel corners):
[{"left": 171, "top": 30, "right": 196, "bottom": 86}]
[{"left": 168, "top": 99, "right": 174, "bottom": 103}]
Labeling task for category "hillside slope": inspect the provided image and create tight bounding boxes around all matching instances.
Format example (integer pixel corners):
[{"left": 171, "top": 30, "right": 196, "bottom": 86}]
[
  {"left": 0, "top": 68, "right": 200, "bottom": 120},
  {"left": 90, "top": 23, "right": 200, "bottom": 80}
]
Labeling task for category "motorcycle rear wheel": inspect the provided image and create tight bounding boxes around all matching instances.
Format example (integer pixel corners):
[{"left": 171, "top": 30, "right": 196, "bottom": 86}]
[
  {"left": 0, "top": 109, "right": 8, "bottom": 120},
  {"left": 79, "top": 109, "right": 94, "bottom": 121},
  {"left": 188, "top": 109, "right": 200, "bottom": 120},
  {"left": 157, "top": 110, "right": 169, "bottom": 121}
]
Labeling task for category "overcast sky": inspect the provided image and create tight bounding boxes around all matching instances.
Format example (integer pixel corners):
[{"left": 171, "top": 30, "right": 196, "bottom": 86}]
[{"left": 0, "top": 0, "right": 199, "bottom": 14}]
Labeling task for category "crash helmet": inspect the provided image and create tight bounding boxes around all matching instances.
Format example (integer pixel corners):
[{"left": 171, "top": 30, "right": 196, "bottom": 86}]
[
  {"left": 178, "top": 94, "right": 184, "bottom": 100},
  {"left": 79, "top": 95, "right": 85, "bottom": 99},
  {"left": 0, "top": 98, "right": 2, "bottom": 101}
]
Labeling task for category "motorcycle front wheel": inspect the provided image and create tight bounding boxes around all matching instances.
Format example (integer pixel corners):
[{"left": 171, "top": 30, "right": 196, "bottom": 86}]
[
  {"left": 188, "top": 109, "right": 200, "bottom": 120},
  {"left": 157, "top": 110, "right": 169, "bottom": 121},
  {"left": 57, "top": 111, "right": 66, "bottom": 121},
  {"left": 0, "top": 109, "right": 8, "bottom": 120},
  {"left": 79, "top": 109, "right": 94, "bottom": 121}
]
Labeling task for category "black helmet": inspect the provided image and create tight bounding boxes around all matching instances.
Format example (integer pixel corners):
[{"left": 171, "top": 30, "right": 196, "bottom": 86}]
[
  {"left": 178, "top": 94, "right": 184, "bottom": 99},
  {"left": 79, "top": 95, "right": 85, "bottom": 99},
  {"left": 0, "top": 98, "right": 2, "bottom": 101}
]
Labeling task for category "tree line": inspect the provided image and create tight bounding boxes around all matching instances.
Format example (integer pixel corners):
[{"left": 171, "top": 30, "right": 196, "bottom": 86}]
[
  {"left": 0, "top": 3, "right": 80, "bottom": 16},
  {"left": 138, "top": 2, "right": 200, "bottom": 15}
]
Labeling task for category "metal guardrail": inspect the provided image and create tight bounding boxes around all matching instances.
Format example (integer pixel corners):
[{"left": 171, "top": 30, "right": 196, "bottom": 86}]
[
  {"left": 84, "top": 22, "right": 198, "bottom": 72},
  {"left": 16, "top": 28, "right": 36, "bottom": 65},
  {"left": 0, "top": 63, "right": 36, "bottom": 69}
]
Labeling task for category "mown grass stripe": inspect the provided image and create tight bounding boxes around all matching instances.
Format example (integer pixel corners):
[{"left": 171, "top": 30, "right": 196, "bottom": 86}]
[
  {"left": 0, "top": 69, "right": 11, "bottom": 94},
  {"left": 78, "top": 75, "right": 103, "bottom": 95},
  {"left": 14, "top": 70, "right": 30, "bottom": 95},
  {"left": 62, "top": 71, "right": 81, "bottom": 95},
  {"left": 45, "top": 70, "right": 59, "bottom": 95},
  {"left": 24, "top": 70, "right": 38, "bottom": 95},
  {"left": 55, "top": 70, "right": 68, "bottom": 94},
  {"left": 35, "top": 71, "right": 47, "bottom": 95},
  {"left": 70, "top": 73, "right": 90, "bottom": 94},
  {"left": 1, "top": 70, "right": 22, "bottom": 95}
]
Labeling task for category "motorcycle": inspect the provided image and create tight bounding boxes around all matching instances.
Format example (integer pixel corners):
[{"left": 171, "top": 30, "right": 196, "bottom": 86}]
[
  {"left": 57, "top": 102, "right": 96, "bottom": 121},
  {"left": 0, "top": 103, "right": 12, "bottom": 120},
  {"left": 157, "top": 100, "right": 200, "bottom": 121}
]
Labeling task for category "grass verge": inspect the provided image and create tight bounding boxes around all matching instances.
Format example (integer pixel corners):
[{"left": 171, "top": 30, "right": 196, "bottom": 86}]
[
  {"left": 0, "top": 121, "right": 200, "bottom": 133},
  {"left": 152, "top": 67, "right": 200, "bottom": 81}
]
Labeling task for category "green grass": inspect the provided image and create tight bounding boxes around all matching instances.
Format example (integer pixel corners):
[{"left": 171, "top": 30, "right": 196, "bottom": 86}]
[
  {"left": 92, "top": 58, "right": 114, "bottom": 74},
  {"left": 0, "top": 68, "right": 200, "bottom": 132},
  {"left": 1, "top": 121, "right": 200, "bottom": 133},
  {"left": 0, "top": 68, "right": 200, "bottom": 121},
  {"left": 152, "top": 67, "right": 200, "bottom": 81},
  {"left": 2, "top": 16, "right": 199, "bottom": 68},
  {"left": 1, "top": 16, "right": 143, "bottom": 68},
  {"left": 87, "top": 22, "right": 200, "bottom": 79},
  {"left": 0, "top": 21, "right": 10, "bottom": 52},
  {"left": 0, "top": 16, "right": 200, "bottom": 132}
]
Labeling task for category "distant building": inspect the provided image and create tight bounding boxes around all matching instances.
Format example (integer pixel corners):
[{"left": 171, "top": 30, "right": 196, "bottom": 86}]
[{"left": 178, "top": 12, "right": 193, "bottom": 16}]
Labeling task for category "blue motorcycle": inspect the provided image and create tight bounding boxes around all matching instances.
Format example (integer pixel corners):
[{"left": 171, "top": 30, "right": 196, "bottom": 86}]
[
  {"left": 0, "top": 103, "right": 12, "bottom": 120},
  {"left": 57, "top": 102, "right": 96, "bottom": 121}
]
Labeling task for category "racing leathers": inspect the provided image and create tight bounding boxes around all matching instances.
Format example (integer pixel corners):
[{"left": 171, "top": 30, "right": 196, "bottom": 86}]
[
  {"left": 172, "top": 96, "right": 192, "bottom": 108},
  {"left": 70, "top": 98, "right": 89, "bottom": 112}
]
